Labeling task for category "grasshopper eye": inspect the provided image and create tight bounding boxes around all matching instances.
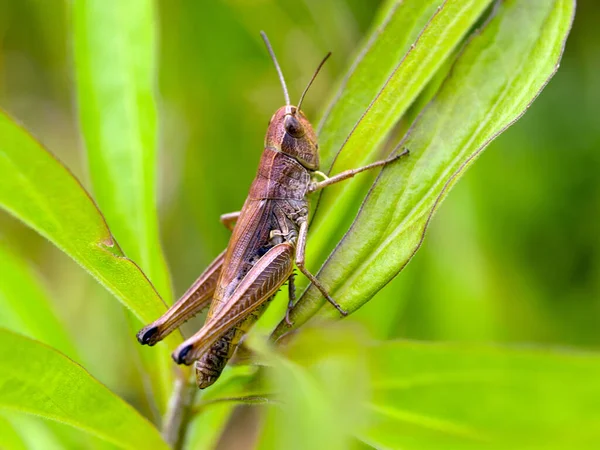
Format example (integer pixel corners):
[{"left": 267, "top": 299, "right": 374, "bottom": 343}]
[{"left": 284, "top": 115, "right": 305, "bottom": 138}]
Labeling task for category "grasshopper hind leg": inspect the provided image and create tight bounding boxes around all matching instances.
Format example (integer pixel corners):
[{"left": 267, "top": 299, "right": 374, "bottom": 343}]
[
  {"left": 137, "top": 250, "right": 225, "bottom": 346},
  {"left": 137, "top": 213, "right": 239, "bottom": 346}
]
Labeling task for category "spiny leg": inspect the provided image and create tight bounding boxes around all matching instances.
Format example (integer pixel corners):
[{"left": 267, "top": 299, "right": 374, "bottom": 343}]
[
  {"left": 308, "top": 147, "right": 409, "bottom": 193},
  {"left": 173, "top": 243, "right": 295, "bottom": 365},
  {"left": 285, "top": 272, "right": 296, "bottom": 326},
  {"left": 137, "top": 250, "right": 225, "bottom": 346},
  {"left": 295, "top": 221, "right": 347, "bottom": 316}
]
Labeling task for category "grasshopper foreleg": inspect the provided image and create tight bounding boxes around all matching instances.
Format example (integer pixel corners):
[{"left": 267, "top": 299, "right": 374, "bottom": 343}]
[
  {"left": 220, "top": 211, "right": 241, "bottom": 231},
  {"left": 308, "top": 147, "right": 409, "bottom": 193},
  {"left": 295, "top": 220, "right": 347, "bottom": 316}
]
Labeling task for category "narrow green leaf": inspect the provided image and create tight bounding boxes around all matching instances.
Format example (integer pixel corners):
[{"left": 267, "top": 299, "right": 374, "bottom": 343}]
[
  {"left": 0, "top": 243, "right": 77, "bottom": 359},
  {"left": 0, "top": 111, "right": 171, "bottom": 326},
  {"left": 185, "top": 365, "right": 265, "bottom": 449},
  {"left": 0, "top": 329, "right": 169, "bottom": 450},
  {"left": 0, "top": 415, "right": 27, "bottom": 450},
  {"left": 251, "top": 327, "right": 370, "bottom": 450},
  {"left": 261, "top": 323, "right": 599, "bottom": 449},
  {"left": 0, "top": 111, "right": 178, "bottom": 411},
  {"left": 309, "top": 0, "right": 493, "bottom": 266},
  {"left": 277, "top": 0, "right": 575, "bottom": 334},
  {"left": 1, "top": 414, "right": 74, "bottom": 450},
  {"left": 184, "top": 404, "right": 236, "bottom": 450},
  {"left": 71, "top": 1, "right": 176, "bottom": 414},
  {"left": 363, "top": 341, "right": 600, "bottom": 449},
  {"left": 72, "top": 0, "right": 172, "bottom": 303}
]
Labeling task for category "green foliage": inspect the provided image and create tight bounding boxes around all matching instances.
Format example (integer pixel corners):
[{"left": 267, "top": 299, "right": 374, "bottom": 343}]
[
  {"left": 0, "top": 243, "right": 77, "bottom": 359},
  {"left": 278, "top": 0, "right": 575, "bottom": 333},
  {"left": 0, "top": 0, "right": 588, "bottom": 448},
  {"left": 0, "top": 112, "right": 171, "bottom": 328},
  {"left": 72, "top": 0, "right": 172, "bottom": 303},
  {"left": 0, "top": 110, "right": 178, "bottom": 413},
  {"left": 252, "top": 326, "right": 370, "bottom": 450},
  {"left": 310, "top": 0, "right": 494, "bottom": 267},
  {"left": 365, "top": 341, "right": 600, "bottom": 449},
  {"left": 251, "top": 324, "right": 600, "bottom": 450},
  {"left": 0, "top": 329, "right": 169, "bottom": 450},
  {"left": 73, "top": 0, "right": 176, "bottom": 414},
  {"left": 184, "top": 366, "right": 262, "bottom": 449},
  {"left": 0, "top": 415, "right": 27, "bottom": 450}
]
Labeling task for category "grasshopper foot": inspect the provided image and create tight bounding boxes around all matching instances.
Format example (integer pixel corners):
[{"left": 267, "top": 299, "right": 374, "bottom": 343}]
[
  {"left": 285, "top": 310, "right": 294, "bottom": 326},
  {"left": 136, "top": 325, "right": 161, "bottom": 346},
  {"left": 172, "top": 344, "right": 194, "bottom": 365},
  {"left": 387, "top": 147, "right": 410, "bottom": 163},
  {"left": 324, "top": 294, "right": 348, "bottom": 317},
  {"left": 324, "top": 296, "right": 348, "bottom": 316}
]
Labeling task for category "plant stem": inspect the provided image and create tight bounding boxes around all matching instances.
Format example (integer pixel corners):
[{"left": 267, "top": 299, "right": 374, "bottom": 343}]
[{"left": 162, "top": 367, "right": 197, "bottom": 449}]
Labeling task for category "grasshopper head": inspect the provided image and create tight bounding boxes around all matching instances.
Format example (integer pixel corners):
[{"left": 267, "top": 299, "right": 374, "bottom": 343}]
[
  {"left": 259, "top": 32, "right": 329, "bottom": 171},
  {"left": 265, "top": 105, "right": 319, "bottom": 170}
]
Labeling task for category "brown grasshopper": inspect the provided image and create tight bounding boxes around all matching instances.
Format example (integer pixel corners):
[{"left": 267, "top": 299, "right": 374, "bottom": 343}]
[{"left": 137, "top": 32, "right": 408, "bottom": 388}]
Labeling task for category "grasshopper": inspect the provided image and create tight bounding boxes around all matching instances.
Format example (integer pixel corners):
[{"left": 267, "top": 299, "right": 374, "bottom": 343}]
[{"left": 137, "top": 32, "right": 408, "bottom": 388}]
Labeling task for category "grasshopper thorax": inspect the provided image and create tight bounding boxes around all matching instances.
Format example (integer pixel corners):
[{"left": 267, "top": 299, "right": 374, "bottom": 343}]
[{"left": 265, "top": 105, "right": 319, "bottom": 171}]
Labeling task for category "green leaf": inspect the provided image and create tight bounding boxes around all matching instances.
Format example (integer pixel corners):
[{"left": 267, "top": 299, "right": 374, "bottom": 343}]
[
  {"left": 276, "top": 0, "right": 575, "bottom": 334},
  {"left": 0, "top": 415, "right": 27, "bottom": 450},
  {"left": 0, "top": 111, "right": 171, "bottom": 326},
  {"left": 363, "top": 341, "right": 600, "bottom": 449},
  {"left": 1, "top": 414, "right": 78, "bottom": 450},
  {"left": 71, "top": 0, "right": 177, "bottom": 414},
  {"left": 259, "top": 323, "right": 600, "bottom": 449},
  {"left": 72, "top": 0, "right": 172, "bottom": 303},
  {"left": 185, "top": 365, "right": 266, "bottom": 449},
  {"left": 309, "top": 0, "right": 494, "bottom": 267},
  {"left": 184, "top": 404, "right": 236, "bottom": 450},
  {"left": 0, "top": 329, "right": 169, "bottom": 450},
  {"left": 0, "top": 243, "right": 77, "bottom": 359},
  {"left": 0, "top": 111, "right": 178, "bottom": 411},
  {"left": 251, "top": 326, "right": 370, "bottom": 450}
]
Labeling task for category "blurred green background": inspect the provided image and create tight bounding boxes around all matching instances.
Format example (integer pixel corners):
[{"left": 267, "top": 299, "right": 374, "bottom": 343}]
[{"left": 0, "top": 0, "right": 597, "bottom": 447}]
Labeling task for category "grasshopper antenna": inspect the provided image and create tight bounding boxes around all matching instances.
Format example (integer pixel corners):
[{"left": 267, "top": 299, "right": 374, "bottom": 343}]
[
  {"left": 297, "top": 52, "right": 331, "bottom": 112},
  {"left": 260, "top": 31, "right": 291, "bottom": 106}
]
